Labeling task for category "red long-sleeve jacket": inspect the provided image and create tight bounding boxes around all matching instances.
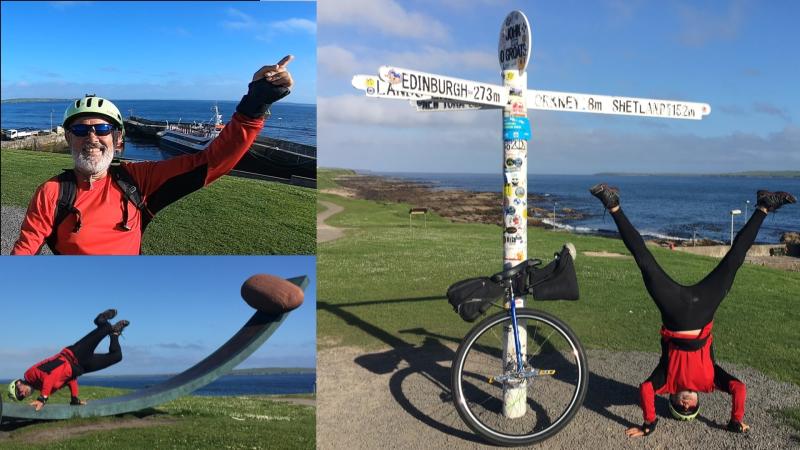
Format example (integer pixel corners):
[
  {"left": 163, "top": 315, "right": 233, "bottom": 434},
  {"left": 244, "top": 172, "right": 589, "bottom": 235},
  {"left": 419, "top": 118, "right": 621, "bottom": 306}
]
[
  {"left": 638, "top": 322, "right": 746, "bottom": 423},
  {"left": 12, "top": 112, "right": 264, "bottom": 255},
  {"left": 23, "top": 348, "right": 80, "bottom": 398}
]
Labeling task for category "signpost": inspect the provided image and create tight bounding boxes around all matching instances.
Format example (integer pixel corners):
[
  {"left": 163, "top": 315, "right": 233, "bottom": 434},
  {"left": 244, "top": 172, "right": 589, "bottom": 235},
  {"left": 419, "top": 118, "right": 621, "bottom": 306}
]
[{"left": 352, "top": 9, "right": 710, "bottom": 421}]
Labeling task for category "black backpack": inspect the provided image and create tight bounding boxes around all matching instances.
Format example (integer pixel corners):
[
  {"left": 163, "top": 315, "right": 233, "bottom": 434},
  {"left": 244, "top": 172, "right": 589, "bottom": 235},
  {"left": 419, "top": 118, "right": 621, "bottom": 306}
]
[{"left": 45, "top": 164, "right": 149, "bottom": 254}]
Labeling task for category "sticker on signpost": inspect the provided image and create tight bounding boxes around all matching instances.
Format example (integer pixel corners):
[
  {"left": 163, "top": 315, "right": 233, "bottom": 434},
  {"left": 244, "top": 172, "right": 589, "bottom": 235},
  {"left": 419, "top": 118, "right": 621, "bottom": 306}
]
[
  {"left": 498, "top": 10, "right": 531, "bottom": 72},
  {"left": 503, "top": 117, "right": 531, "bottom": 141}
]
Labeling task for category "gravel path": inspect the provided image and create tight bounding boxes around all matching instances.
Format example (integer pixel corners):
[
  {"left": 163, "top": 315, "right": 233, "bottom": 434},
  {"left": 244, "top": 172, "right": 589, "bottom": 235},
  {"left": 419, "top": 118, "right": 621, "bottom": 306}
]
[
  {"left": 318, "top": 345, "right": 800, "bottom": 449},
  {"left": 318, "top": 200, "right": 345, "bottom": 243},
  {"left": 1, "top": 205, "right": 52, "bottom": 255}
]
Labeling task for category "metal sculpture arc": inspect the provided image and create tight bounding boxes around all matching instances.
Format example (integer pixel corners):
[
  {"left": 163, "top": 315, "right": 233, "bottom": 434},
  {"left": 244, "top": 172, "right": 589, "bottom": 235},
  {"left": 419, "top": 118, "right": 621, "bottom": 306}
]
[{"left": 1, "top": 275, "right": 309, "bottom": 422}]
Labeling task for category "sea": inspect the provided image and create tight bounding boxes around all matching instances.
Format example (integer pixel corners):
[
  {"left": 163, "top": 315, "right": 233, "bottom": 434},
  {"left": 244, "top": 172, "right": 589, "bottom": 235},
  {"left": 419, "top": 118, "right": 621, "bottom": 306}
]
[
  {"left": 0, "top": 99, "right": 316, "bottom": 162},
  {"left": 375, "top": 172, "right": 800, "bottom": 244},
  {"left": 75, "top": 372, "right": 316, "bottom": 397}
]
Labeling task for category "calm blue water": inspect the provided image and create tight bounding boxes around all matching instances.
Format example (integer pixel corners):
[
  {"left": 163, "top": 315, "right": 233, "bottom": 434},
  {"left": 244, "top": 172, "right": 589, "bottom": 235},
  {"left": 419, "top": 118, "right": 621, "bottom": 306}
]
[
  {"left": 1, "top": 100, "right": 316, "bottom": 161},
  {"left": 76, "top": 373, "right": 315, "bottom": 397},
  {"left": 376, "top": 172, "right": 800, "bottom": 244}
]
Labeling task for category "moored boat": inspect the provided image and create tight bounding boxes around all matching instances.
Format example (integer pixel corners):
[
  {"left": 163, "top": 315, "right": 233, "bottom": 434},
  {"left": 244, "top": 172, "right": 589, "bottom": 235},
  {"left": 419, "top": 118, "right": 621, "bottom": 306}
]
[{"left": 157, "top": 105, "right": 224, "bottom": 155}]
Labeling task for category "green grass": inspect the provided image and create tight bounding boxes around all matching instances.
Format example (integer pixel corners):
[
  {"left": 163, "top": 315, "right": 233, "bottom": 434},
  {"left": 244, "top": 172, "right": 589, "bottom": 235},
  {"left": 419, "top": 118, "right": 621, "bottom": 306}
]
[
  {"left": 316, "top": 172, "right": 800, "bottom": 388},
  {"left": 1, "top": 387, "right": 315, "bottom": 449},
  {"left": 1, "top": 149, "right": 315, "bottom": 254},
  {"left": 317, "top": 168, "right": 355, "bottom": 190},
  {"left": 776, "top": 406, "right": 800, "bottom": 431}
]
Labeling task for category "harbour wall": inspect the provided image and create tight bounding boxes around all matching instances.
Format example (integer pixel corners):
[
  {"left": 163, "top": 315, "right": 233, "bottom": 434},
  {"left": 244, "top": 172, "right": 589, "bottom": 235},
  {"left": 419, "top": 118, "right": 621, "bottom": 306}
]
[{"left": 0, "top": 133, "right": 68, "bottom": 152}]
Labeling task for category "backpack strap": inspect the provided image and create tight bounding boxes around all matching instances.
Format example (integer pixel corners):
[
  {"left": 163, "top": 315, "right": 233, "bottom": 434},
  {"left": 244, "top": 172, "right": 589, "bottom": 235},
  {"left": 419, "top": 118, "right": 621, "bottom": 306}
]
[
  {"left": 110, "top": 164, "right": 150, "bottom": 230},
  {"left": 45, "top": 170, "right": 81, "bottom": 254}
]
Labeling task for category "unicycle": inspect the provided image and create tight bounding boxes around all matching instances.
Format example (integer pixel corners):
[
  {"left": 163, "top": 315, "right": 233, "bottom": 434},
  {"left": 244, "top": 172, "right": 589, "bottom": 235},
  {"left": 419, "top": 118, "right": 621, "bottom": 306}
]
[{"left": 448, "top": 251, "right": 588, "bottom": 446}]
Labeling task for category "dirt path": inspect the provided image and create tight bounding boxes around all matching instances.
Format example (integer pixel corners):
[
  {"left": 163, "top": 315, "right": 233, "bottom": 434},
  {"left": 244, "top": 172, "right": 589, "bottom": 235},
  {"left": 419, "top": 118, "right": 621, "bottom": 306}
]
[
  {"left": 269, "top": 397, "right": 316, "bottom": 407},
  {"left": 318, "top": 201, "right": 345, "bottom": 243},
  {"left": 0, "top": 416, "right": 177, "bottom": 445},
  {"left": 318, "top": 346, "right": 800, "bottom": 449}
]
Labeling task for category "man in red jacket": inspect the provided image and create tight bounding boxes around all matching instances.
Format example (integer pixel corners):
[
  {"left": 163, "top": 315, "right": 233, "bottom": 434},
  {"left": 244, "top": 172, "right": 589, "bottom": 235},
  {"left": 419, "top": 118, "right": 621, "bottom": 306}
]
[
  {"left": 7, "top": 309, "right": 129, "bottom": 411},
  {"left": 589, "top": 183, "right": 795, "bottom": 437},
  {"left": 12, "top": 56, "right": 294, "bottom": 255}
]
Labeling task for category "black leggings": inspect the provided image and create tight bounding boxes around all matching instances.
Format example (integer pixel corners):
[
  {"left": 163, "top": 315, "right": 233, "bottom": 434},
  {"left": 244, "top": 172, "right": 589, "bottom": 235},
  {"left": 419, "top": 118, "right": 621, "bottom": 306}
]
[
  {"left": 66, "top": 323, "right": 122, "bottom": 374},
  {"left": 611, "top": 208, "right": 766, "bottom": 330}
]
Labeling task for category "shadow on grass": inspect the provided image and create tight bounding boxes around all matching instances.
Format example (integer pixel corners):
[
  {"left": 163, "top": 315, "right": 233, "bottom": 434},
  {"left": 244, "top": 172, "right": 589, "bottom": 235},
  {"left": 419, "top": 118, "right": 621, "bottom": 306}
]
[
  {"left": 320, "top": 297, "right": 657, "bottom": 441},
  {"left": 0, "top": 407, "right": 165, "bottom": 432}
]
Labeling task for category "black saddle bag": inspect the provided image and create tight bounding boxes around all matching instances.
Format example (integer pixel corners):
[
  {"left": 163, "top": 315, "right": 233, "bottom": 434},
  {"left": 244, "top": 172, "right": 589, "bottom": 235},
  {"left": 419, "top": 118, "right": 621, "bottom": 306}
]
[
  {"left": 446, "top": 277, "right": 505, "bottom": 322},
  {"left": 528, "top": 246, "right": 580, "bottom": 301}
]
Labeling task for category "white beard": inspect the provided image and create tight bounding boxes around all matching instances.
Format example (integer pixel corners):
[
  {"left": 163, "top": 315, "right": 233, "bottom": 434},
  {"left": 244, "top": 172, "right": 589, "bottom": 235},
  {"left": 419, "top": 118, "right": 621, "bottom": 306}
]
[{"left": 72, "top": 142, "right": 115, "bottom": 176}]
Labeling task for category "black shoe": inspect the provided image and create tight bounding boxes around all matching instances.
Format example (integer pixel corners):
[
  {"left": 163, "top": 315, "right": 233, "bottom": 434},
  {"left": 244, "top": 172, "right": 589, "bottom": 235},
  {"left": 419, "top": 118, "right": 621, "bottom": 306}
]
[
  {"left": 589, "top": 183, "right": 620, "bottom": 210},
  {"left": 110, "top": 320, "right": 130, "bottom": 336},
  {"left": 94, "top": 309, "right": 118, "bottom": 326},
  {"left": 757, "top": 190, "right": 796, "bottom": 212}
]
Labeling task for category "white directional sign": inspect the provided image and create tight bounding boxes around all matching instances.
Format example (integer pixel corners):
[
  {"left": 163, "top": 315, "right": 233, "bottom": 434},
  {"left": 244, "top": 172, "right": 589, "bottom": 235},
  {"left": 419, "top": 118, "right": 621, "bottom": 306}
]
[
  {"left": 413, "top": 99, "right": 497, "bottom": 112},
  {"left": 499, "top": 10, "right": 531, "bottom": 72},
  {"left": 351, "top": 74, "right": 430, "bottom": 100},
  {"left": 407, "top": 88, "right": 711, "bottom": 121},
  {"left": 378, "top": 66, "right": 509, "bottom": 108},
  {"left": 526, "top": 89, "right": 711, "bottom": 120}
]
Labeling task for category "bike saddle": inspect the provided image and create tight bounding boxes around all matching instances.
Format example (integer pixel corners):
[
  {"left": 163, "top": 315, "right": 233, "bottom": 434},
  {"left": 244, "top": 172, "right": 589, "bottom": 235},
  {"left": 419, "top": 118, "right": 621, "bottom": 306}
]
[{"left": 490, "top": 259, "right": 542, "bottom": 283}]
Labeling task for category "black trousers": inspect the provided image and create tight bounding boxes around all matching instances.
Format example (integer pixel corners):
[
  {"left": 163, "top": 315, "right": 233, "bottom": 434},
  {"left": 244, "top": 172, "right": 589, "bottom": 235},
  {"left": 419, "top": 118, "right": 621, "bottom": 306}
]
[
  {"left": 611, "top": 208, "right": 766, "bottom": 330},
  {"left": 66, "top": 323, "right": 122, "bottom": 374}
]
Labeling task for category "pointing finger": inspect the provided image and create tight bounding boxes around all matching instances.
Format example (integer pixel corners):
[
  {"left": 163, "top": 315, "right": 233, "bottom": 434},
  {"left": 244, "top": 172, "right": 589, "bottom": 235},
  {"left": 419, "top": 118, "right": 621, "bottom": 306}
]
[{"left": 277, "top": 55, "right": 294, "bottom": 68}]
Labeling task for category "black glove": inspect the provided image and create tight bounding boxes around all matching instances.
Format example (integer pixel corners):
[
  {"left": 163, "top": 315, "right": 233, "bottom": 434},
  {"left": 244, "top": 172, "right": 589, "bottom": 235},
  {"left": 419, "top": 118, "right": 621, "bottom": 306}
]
[
  {"left": 641, "top": 419, "right": 657, "bottom": 436},
  {"left": 37, "top": 395, "right": 48, "bottom": 404},
  {"left": 70, "top": 396, "right": 82, "bottom": 405},
  {"left": 236, "top": 78, "right": 291, "bottom": 119}
]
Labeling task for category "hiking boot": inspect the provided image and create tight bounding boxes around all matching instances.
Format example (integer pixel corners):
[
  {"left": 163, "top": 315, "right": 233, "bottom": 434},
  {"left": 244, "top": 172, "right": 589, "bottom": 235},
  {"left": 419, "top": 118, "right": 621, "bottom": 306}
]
[
  {"left": 756, "top": 190, "right": 796, "bottom": 212},
  {"left": 94, "top": 309, "right": 117, "bottom": 326},
  {"left": 110, "top": 320, "right": 130, "bottom": 336},
  {"left": 589, "top": 183, "right": 620, "bottom": 210}
]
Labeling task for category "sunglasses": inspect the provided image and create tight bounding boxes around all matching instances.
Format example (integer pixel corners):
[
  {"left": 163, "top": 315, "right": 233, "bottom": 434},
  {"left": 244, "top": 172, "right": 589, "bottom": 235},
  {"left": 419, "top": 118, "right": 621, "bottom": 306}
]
[{"left": 69, "top": 123, "right": 116, "bottom": 137}]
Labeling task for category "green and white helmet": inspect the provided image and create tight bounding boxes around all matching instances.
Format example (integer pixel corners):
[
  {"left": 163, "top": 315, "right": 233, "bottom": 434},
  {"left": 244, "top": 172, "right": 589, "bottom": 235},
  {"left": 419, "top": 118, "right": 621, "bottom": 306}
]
[
  {"left": 63, "top": 95, "right": 125, "bottom": 136},
  {"left": 7, "top": 379, "right": 21, "bottom": 401},
  {"left": 669, "top": 398, "right": 700, "bottom": 421}
]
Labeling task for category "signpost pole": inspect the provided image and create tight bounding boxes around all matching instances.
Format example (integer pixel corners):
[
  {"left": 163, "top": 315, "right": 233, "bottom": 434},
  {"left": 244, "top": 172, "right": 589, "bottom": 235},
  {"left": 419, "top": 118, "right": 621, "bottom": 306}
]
[{"left": 499, "top": 10, "right": 531, "bottom": 419}]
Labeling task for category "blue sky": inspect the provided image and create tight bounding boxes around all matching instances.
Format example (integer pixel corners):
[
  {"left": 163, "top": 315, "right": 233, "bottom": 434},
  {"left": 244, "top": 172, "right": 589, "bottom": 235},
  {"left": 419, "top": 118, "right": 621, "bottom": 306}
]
[
  {"left": 318, "top": 0, "right": 799, "bottom": 174},
  {"left": 1, "top": 1, "right": 316, "bottom": 104},
  {"left": 0, "top": 256, "right": 316, "bottom": 378}
]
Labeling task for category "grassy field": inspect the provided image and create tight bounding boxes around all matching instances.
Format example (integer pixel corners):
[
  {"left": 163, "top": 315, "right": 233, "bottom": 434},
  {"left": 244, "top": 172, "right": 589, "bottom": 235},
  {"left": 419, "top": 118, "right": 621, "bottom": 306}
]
[
  {"left": 1, "top": 150, "right": 315, "bottom": 254},
  {"left": 317, "top": 169, "right": 800, "bottom": 387},
  {"left": 0, "top": 387, "right": 315, "bottom": 449}
]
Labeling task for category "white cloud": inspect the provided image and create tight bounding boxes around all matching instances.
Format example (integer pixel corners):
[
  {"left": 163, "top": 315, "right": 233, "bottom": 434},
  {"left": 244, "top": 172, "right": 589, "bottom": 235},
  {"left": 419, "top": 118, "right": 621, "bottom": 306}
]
[
  {"left": 223, "top": 8, "right": 257, "bottom": 30},
  {"left": 318, "top": 0, "right": 449, "bottom": 41},
  {"left": 318, "top": 44, "right": 497, "bottom": 95},
  {"left": 319, "top": 92, "right": 800, "bottom": 174},
  {"left": 319, "top": 45, "right": 359, "bottom": 77},
  {"left": 381, "top": 46, "right": 496, "bottom": 72},
  {"left": 271, "top": 18, "right": 316, "bottom": 34}
]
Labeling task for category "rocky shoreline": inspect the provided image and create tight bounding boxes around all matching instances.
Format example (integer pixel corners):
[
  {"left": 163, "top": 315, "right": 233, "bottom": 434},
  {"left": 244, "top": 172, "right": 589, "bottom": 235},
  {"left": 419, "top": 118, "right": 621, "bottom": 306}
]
[
  {"left": 332, "top": 173, "right": 588, "bottom": 226},
  {"left": 329, "top": 173, "right": 725, "bottom": 247}
]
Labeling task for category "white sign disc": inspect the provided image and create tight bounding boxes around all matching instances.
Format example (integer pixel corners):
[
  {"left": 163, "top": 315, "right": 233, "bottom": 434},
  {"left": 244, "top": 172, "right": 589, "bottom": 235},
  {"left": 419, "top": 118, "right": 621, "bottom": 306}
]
[{"left": 498, "top": 10, "right": 531, "bottom": 72}]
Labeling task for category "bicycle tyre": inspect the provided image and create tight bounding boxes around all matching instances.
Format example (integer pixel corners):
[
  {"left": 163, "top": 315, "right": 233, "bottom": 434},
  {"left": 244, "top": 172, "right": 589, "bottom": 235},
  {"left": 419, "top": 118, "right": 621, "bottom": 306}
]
[{"left": 451, "top": 308, "right": 588, "bottom": 446}]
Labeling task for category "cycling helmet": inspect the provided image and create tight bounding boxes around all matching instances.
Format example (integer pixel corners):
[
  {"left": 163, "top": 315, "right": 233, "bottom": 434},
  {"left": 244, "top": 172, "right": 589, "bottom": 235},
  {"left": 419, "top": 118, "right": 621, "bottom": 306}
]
[
  {"left": 7, "top": 379, "right": 22, "bottom": 401},
  {"left": 669, "top": 397, "right": 700, "bottom": 421},
  {"left": 63, "top": 95, "right": 125, "bottom": 136}
]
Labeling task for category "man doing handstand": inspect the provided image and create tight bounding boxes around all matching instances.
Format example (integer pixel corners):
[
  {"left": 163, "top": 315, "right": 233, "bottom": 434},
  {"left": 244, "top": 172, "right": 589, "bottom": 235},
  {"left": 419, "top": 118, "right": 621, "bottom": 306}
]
[
  {"left": 7, "top": 309, "right": 129, "bottom": 411},
  {"left": 589, "top": 183, "right": 795, "bottom": 437}
]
